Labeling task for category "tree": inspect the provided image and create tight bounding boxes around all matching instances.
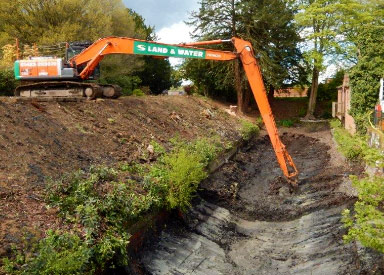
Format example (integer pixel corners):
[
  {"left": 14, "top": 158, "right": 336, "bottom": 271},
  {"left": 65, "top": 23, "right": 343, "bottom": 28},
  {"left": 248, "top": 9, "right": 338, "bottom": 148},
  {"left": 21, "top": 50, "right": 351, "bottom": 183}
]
[
  {"left": 189, "top": 0, "right": 244, "bottom": 110},
  {"left": 295, "top": 0, "right": 343, "bottom": 119},
  {"left": 0, "top": 0, "right": 110, "bottom": 44},
  {"left": 349, "top": 25, "right": 384, "bottom": 132},
  {"left": 127, "top": 10, "right": 174, "bottom": 94},
  {"left": 135, "top": 57, "right": 172, "bottom": 94},
  {"left": 333, "top": 0, "right": 384, "bottom": 132},
  {"left": 187, "top": 0, "right": 303, "bottom": 112},
  {"left": 316, "top": 69, "right": 344, "bottom": 101}
]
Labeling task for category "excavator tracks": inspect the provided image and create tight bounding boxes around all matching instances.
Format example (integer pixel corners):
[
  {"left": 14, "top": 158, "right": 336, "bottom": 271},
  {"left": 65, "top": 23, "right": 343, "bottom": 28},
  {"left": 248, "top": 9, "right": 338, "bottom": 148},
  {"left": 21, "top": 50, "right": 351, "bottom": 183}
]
[{"left": 15, "top": 81, "right": 121, "bottom": 101}]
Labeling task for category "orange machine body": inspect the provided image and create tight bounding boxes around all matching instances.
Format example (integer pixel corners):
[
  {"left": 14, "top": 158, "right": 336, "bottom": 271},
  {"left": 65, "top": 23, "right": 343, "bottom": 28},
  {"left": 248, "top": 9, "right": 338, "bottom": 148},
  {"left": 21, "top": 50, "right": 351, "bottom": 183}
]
[{"left": 15, "top": 58, "right": 62, "bottom": 79}]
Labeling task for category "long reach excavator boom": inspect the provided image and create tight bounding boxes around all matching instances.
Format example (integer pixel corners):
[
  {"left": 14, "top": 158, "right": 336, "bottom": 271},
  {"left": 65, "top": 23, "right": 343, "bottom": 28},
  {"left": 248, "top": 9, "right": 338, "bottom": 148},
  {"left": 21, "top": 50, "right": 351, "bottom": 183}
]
[{"left": 14, "top": 36, "right": 299, "bottom": 184}]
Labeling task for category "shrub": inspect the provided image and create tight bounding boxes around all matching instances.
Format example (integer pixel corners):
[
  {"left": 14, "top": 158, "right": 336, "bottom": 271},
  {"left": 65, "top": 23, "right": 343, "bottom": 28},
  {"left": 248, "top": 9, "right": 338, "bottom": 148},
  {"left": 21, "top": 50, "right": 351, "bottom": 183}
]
[
  {"left": 330, "top": 119, "right": 384, "bottom": 166},
  {"left": 349, "top": 26, "right": 384, "bottom": 133},
  {"left": 342, "top": 176, "right": 384, "bottom": 253},
  {"left": 0, "top": 68, "right": 18, "bottom": 96},
  {"left": 132, "top": 88, "right": 145, "bottom": 96},
  {"left": 45, "top": 166, "right": 137, "bottom": 269},
  {"left": 3, "top": 230, "right": 93, "bottom": 275},
  {"left": 99, "top": 75, "right": 142, "bottom": 96},
  {"left": 147, "top": 138, "right": 219, "bottom": 210}
]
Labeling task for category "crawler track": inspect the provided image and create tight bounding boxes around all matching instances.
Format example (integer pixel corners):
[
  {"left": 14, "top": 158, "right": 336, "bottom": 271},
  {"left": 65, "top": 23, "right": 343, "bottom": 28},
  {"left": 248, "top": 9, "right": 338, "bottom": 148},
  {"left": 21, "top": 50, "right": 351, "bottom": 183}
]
[{"left": 15, "top": 81, "right": 121, "bottom": 100}]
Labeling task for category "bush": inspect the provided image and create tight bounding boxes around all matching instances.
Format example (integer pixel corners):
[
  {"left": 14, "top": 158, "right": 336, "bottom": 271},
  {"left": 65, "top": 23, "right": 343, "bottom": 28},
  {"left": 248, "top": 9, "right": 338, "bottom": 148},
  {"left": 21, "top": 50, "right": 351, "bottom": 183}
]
[
  {"left": 3, "top": 231, "right": 93, "bottom": 275},
  {"left": 0, "top": 68, "right": 18, "bottom": 96},
  {"left": 330, "top": 119, "right": 384, "bottom": 166},
  {"left": 342, "top": 176, "right": 384, "bottom": 253},
  {"left": 46, "top": 166, "right": 137, "bottom": 269},
  {"left": 147, "top": 138, "right": 220, "bottom": 210},
  {"left": 132, "top": 88, "right": 145, "bottom": 96}
]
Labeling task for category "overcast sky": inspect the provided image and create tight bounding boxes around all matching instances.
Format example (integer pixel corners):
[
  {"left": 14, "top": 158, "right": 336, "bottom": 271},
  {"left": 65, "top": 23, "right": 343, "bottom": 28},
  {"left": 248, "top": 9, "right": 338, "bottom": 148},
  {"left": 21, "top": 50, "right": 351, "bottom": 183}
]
[{"left": 123, "top": 0, "right": 199, "bottom": 43}]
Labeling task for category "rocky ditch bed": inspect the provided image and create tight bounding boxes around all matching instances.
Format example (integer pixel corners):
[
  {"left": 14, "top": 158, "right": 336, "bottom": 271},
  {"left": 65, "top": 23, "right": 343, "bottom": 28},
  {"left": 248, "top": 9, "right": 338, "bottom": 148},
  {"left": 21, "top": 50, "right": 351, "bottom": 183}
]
[{"left": 133, "top": 128, "right": 383, "bottom": 274}]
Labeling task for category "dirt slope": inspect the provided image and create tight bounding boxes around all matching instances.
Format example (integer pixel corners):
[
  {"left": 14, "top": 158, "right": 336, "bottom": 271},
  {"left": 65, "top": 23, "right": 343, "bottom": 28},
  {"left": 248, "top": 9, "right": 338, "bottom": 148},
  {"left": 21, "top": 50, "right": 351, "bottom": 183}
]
[{"left": 0, "top": 96, "right": 241, "bottom": 257}]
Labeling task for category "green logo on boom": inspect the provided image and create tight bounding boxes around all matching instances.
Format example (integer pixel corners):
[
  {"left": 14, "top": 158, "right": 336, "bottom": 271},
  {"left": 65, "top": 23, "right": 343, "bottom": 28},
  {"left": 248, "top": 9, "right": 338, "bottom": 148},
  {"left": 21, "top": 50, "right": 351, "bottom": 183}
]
[{"left": 134, "top": 41, "right": 206, "bottom": 59}]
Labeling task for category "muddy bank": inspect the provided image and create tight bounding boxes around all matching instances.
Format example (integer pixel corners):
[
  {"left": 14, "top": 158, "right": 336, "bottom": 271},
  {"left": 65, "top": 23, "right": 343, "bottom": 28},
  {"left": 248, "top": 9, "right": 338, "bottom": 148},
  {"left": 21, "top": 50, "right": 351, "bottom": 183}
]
[
  {"left": 0, "top": 96, "right": 241, "bottom": 258},
  {"left": 137, "top": 126, "right": 383, "bottom": 274}
]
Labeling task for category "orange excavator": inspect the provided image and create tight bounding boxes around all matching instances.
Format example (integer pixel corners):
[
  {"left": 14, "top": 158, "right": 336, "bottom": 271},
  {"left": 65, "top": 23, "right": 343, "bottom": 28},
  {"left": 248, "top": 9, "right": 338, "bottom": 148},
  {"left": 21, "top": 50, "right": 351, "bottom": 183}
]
[{"left": 14, "top": 37, "right": 299, "bottom": 185}]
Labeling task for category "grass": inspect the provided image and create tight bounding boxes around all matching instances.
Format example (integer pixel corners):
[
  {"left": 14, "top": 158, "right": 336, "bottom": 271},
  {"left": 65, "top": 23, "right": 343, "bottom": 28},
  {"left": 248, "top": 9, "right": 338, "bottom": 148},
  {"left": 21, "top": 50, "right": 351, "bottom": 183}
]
[
  {"left": 2, "top": 137, "right": 222, "bottom": 274},
  {"left": 240, "top": 120, "right": 260, "bottom": 141},
  {"left": 278, "top": 119, "right": 294, "bottom": 128}
]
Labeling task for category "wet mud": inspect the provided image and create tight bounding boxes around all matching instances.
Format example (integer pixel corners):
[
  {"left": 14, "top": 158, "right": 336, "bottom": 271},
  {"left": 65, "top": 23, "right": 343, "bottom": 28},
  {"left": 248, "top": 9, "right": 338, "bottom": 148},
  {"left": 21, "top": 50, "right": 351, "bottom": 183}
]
[{"left": 136, "top": 127, "right": 383, "bottom": 274}]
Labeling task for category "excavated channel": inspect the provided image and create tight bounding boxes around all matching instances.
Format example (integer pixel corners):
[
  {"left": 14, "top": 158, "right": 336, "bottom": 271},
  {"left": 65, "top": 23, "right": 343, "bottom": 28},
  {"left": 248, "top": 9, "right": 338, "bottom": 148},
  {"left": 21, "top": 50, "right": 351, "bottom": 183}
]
[{"left": 136, "top": 127, "right": 383, "bottom": 274}]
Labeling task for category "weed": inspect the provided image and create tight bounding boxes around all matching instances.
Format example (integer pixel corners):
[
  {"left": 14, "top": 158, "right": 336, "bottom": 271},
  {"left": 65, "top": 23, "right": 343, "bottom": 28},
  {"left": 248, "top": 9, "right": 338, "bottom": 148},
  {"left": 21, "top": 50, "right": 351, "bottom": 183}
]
[
  {"left": 255, "top": 117, "right": 263, "bottom": 127},
  {"left": 44, "top": 166, "right": 135, "bottom": 270},
  {"left": 119, "top": 138, "right": 128, "bottom": 144},
  {"left": 240, "top": 120, "right": 259, "bottom": 141},
  {"left": 119, "top": 162, "right": 146, "bottom": 175},
  {"left": 75, "top": 124, "right": 89, "bottom": 134},
  {"left": 107, "top": 118, "right": 116, "bottom": 124},
  {"left": 150, "top": 140, "right": 166, "bottom": 155}
]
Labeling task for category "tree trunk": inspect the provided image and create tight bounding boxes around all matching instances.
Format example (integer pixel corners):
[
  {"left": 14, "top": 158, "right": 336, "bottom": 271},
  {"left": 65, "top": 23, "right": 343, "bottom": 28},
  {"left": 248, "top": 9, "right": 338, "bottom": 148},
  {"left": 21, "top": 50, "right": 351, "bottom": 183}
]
[
  {"left": 242, "top": 87, "right": 252, "bottom": 113},
  {"left": 268, "top": 85, "right": 275, "bottom": 102},
  {"left": 305, "top": 66, "right": 319, "bottom": 119},
  {"left": 234, "top": 60, "right": 244, "bottom": 113}
]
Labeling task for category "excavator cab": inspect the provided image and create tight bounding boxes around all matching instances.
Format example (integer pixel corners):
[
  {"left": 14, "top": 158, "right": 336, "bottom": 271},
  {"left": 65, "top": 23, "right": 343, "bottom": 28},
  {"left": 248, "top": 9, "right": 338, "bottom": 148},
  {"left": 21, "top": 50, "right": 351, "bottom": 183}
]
[{"left": 65, "top": 42, "right": 100, "bottom": 80}]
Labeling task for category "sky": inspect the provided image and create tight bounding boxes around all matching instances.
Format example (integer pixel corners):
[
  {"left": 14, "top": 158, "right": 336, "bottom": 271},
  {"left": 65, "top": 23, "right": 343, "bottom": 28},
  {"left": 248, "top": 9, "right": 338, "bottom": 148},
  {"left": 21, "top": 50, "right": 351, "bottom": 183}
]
[{"left": 123, "top": 0, "right": 199, "bottom": 44}]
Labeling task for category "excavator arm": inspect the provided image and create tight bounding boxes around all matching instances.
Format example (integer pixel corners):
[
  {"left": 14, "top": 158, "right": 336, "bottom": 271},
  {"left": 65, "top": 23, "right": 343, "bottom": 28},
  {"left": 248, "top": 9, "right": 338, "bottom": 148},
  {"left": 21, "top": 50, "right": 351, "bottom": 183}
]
[{"left": 70, "top": 36, "right": 299, "bottom": 184}]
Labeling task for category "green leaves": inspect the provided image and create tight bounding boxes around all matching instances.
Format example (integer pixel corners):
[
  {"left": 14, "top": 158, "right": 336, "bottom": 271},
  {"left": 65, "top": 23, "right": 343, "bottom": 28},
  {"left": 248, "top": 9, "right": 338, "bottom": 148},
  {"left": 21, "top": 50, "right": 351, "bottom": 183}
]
[
  {"left": 342, "top": 176, "right": 384, "bottom": 253},
  {"left": 3, "top": 137, "right": 223, "bottom": 274},
  {"left": 331, "top": 119, "right": 384, "bottom": 166},
  {"left": 3, "top": 230, "right": 93, "bottom": 275},
  {"left": 186, "top": 0, "right": 304, "bottom": 102},
  {"left": 148, "top": 138, "right": 220, "bottom": 210},
  {"left": 349, "top": 25, "right": 384, "bottom": 132}
]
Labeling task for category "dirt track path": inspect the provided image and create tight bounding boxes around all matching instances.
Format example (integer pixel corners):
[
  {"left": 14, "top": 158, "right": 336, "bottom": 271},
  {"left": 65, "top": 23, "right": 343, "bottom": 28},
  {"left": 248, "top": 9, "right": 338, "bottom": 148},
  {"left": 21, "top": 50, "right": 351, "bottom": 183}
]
[{"left": 138, "top": 126, "right": 381, "bottom": 274}]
